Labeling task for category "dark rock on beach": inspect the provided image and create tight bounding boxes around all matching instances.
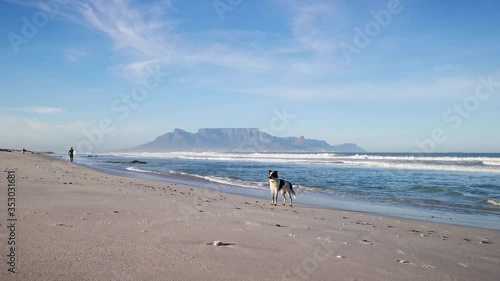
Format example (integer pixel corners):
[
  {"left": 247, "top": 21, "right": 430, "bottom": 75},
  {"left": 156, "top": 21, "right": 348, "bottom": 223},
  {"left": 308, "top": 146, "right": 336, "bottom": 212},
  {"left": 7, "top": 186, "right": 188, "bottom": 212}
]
[{"left": 105, "top": 160, "right": 147, "bottom": 164}]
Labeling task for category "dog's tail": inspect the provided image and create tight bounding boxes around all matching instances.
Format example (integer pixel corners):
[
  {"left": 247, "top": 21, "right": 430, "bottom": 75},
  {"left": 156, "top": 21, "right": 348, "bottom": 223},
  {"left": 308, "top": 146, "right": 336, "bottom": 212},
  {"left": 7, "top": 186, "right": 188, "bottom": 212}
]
[{"left": 290, "top": 185, "right": 297, "bottom": 199}]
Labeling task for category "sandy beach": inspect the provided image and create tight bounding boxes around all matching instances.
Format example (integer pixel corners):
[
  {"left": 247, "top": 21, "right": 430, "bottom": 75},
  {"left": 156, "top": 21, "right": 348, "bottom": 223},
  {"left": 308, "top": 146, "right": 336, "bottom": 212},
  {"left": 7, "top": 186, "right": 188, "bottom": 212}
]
[{"left": 1, "top": 151, "right": 499, "bottom": 281}]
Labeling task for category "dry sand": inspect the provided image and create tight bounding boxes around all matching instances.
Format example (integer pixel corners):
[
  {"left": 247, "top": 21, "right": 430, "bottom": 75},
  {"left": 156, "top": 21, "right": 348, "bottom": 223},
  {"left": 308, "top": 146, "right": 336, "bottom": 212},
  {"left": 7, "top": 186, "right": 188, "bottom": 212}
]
[{"left": 0, "top": 151, "right": 499, "bottom": 281}]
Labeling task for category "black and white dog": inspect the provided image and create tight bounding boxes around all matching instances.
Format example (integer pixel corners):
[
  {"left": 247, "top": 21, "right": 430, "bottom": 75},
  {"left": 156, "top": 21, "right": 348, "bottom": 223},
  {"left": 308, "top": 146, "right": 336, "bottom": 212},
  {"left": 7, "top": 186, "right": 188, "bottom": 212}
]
[{"left": 268, "top": 170, "right": 296, "bottom": 206}]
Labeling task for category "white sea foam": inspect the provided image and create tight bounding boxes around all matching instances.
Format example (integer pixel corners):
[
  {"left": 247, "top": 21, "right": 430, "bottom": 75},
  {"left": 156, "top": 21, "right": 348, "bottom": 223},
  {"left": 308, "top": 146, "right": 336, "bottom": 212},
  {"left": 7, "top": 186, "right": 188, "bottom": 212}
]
[
  {"left": 110, "top": 152, "right": 500, "bottom": 174},
  {"left": 125, "top": 166, "right": 161, "bottom": 175},
  {"left": 486, "top": 199, "right": 500, "bottom": 206},
  {"left": 483, "top": 160, "right": 500, "bottom": 166},
  {"left": 168, "top": 170, "right": 267, "bottom": 190},
  {"left": 125, "top": 166, "right": 267, "bottom": 189}
]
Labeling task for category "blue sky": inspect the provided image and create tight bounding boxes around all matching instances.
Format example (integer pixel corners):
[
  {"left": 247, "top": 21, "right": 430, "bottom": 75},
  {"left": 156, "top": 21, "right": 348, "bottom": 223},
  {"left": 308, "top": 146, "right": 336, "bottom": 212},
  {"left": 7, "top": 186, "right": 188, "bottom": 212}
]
[{"left": 1, "top": 0, "right": 499, "bottom": 153}]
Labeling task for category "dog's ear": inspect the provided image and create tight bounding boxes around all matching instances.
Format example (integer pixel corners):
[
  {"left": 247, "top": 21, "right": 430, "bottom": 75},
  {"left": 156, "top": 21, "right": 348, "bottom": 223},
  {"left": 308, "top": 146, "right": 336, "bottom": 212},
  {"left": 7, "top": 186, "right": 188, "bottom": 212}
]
[{"left": 268, "top": 170, "right": 272, "bottom": 173}]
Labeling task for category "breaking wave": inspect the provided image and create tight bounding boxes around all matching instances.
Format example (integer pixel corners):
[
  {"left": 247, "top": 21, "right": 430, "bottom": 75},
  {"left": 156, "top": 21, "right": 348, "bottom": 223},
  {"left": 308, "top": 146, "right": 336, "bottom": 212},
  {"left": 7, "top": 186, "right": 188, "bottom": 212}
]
[{"left": 114, "top": 152, "right": 500, "bottom": 173}]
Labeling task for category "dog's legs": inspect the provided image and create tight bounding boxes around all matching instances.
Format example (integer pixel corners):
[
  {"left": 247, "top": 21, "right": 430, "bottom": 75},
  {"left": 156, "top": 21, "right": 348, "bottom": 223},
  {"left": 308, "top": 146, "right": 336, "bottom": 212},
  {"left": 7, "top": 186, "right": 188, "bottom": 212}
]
[
  {"left": 271, "top": 191, "right": 277, "bottom": 206},
  {"left": 282, "top": 190, "right": 287, "bottom": 205},
  {"left": 289, "top": 192, "right": 293, "bottom": 206}
]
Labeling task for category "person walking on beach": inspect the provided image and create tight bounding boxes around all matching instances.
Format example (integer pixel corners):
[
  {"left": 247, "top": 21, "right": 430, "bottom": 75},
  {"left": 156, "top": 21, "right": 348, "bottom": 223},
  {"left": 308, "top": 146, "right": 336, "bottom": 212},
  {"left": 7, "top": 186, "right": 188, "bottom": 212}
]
[{"left": 68, "top": 147, "right": 75, "bottom": 162}]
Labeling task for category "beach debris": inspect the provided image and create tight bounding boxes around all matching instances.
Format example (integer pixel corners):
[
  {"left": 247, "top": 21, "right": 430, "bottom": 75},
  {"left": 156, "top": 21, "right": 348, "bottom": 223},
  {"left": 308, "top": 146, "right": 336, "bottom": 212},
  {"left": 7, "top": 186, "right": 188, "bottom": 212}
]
[
  {"left": 336, "top": 255, "right": 345, "bottom": 259},
  {"left": 356, "top": 220, "right": 376, "bottom": 227},
  {"left": 113, "top": 211, "right": 119, "bottom": 213},
  {"left": 207, "top": 241, "right": 234, "bottom": 247},
  {"left": 276, "top": 224, "right": 281, "bottom": 227},
  {"left": 359, "top": 239, "right": 373, "bottom": 245},
  {"left": 56, "top": 223, "right": 72, "bottom": 227},
  {"left": 397, "top": 260, "right": 412, "bottom": 264}
]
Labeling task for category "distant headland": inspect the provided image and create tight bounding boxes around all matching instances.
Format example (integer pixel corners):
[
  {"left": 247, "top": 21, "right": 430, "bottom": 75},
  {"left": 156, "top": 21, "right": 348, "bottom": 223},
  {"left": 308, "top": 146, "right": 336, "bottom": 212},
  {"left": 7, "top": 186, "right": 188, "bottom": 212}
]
[{"left": 126, "top": 128, "right": 365, "bottom": 153}]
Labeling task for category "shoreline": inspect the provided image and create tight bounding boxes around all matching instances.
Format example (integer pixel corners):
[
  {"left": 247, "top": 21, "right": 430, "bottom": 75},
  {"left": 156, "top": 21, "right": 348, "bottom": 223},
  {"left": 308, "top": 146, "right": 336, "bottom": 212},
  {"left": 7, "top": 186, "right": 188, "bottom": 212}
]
[
  {"left": 1, "top": 151, "right": 499, "bottom": 281},
  {"left": 70, "top": 153, "right": 500, "bottom": 231}
]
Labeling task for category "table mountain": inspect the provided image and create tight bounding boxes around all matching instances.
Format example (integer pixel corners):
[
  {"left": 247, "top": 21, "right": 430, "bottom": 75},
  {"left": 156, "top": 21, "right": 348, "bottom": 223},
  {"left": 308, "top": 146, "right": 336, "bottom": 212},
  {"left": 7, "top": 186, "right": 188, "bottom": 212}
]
[{"left": 127, "top": 128, "right": 365, "bottom": 152}]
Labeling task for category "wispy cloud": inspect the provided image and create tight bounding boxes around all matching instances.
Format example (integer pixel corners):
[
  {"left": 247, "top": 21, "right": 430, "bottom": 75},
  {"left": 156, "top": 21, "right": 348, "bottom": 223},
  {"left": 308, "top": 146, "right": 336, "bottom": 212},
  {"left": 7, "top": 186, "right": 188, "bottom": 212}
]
[
  {"left": 66, "top": 0, "right": 345, "bottom": 79},
  {"left": 65, "top": 48, "right": 87, "bottom": 62},
  {"left": 0, "top": 115, "right": 96, "bottom": 151},
  {"left": 72, "top": 0, "right": 174, "bottom": 78},
  {"left": 291, "top": 3, "right": 337, "bottom": 56},
  {"left": 4, "top": 0, "right": 491, "bottom": 105},
  {"left": 8, "top": 106, "right": 64, "bottom": 114},
  {"left": 432, "top": 64, "right": 462, "bottom": 73},
  {"left": 5, "top": 0, "right": 342, "bottom": 83},
  {"left": 230, "top": 74, "right": 484, "bottom": 101}
]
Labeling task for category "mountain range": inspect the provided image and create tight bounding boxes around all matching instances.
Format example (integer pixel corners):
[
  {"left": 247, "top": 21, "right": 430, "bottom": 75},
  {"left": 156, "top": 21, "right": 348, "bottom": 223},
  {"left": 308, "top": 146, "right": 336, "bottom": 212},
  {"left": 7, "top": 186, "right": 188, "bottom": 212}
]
[{"left": 127, "top": 128, "right": 365, "bottom": 153}]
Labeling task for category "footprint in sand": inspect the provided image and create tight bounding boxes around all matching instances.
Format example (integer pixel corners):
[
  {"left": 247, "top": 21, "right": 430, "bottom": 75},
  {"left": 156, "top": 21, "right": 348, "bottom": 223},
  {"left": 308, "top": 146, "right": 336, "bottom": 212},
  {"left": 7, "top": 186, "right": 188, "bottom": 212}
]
[
  {"left": 97, "top": 221, "right": 115, "bottom": 225},
  {"left": 356, "top": 221, "right": 375, "bottom": 227},
  {"left": 316, "top": 237, "right": 349, "bottom": 245},
  {"left": 316, "top": 237, "right": 334, "bottom": 243},
  {"left": 396, "top": 260, "right": 414, "bottom": 265},
  {"left": 359, "top": 239, "right": 374, "bottom": 245},
  {"left": 479, "top": 239, "right": 492, "bottom": 244},
  {"left": 241, "top": 221, "right": 260, "bottom": 227}
]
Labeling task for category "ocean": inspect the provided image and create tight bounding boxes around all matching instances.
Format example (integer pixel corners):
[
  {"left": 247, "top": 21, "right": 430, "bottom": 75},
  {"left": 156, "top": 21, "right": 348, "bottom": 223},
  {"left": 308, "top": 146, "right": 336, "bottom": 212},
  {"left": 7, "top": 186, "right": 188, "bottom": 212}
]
[{"left": 70, "top": 152, "right": 500, "bottom": 230}]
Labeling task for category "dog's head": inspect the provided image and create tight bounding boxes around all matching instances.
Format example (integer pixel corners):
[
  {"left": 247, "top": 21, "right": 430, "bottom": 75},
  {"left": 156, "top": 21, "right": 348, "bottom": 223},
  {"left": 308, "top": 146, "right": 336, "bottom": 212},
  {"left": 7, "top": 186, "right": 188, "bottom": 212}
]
[{"left": 268, "top": 170, "right": 278, "bottom": 179}]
